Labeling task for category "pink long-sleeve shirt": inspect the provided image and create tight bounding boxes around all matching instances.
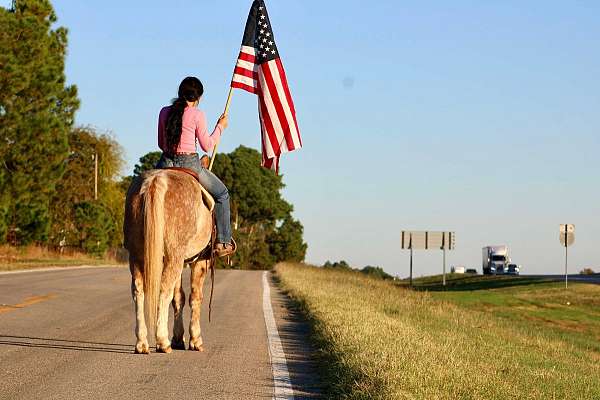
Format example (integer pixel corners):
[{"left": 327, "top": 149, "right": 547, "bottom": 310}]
[{"left": 158, "top": 106, "right": 223, "bottom": 154}]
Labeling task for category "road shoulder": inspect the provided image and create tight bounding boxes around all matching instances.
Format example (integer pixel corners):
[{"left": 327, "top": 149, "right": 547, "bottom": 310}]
[{"left": 268, "top": 271, "right": 323, "bottom": 399}]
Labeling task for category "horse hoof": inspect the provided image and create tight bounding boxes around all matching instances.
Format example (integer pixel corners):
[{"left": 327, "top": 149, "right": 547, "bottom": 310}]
[
  {"left": 188, "top": 340, "right": 204, "bottom": 352},
  {"left": 157, "top": 345, "right": 172, "bottom": 354},
  {"left": 171, "top": 339, "right": 186, "bottom": 350},
  {"left": 135, "top": 342, "right": 150, "bottom": 354}
]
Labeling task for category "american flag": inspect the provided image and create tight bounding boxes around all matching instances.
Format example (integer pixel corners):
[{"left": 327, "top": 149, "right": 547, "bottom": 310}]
[{"left": 231, "top": 0, "right": 301, "bottom": 172}]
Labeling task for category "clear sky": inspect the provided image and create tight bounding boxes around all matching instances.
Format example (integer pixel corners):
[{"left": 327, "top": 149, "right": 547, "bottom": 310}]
[{"left": 10, "top": 0, "right": 599, "bottom": 276}]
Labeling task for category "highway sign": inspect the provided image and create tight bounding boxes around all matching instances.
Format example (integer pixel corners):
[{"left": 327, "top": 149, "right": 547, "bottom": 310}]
[
  {"left": 401, "top": 230, "right": 456, "bottom": 287},
  {"left": 401, "top": 231, "right": 456, "bottom": 250},
  {"left": 559, "top": 224, "right": 575, "bottom": 247}
]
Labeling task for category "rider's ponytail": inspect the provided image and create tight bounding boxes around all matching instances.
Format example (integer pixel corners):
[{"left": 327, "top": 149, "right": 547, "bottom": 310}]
[{"left": 165, "top": 77, "right": 204, "bottom": 155}]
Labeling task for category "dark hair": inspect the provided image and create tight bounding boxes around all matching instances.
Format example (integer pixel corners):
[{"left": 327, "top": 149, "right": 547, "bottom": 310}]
[{"left": 165, "top": 77, "right": 204, "bottom": 154}]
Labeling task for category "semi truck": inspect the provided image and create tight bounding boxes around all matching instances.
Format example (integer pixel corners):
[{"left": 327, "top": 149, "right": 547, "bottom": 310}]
[{"left": 482, "top": 245, "right": 510, "bottom": 275}]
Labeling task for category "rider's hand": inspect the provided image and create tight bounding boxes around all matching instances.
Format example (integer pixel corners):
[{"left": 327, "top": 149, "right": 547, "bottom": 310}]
[{"left": 218, "top": 114, "right": 229, "bottom": 130}]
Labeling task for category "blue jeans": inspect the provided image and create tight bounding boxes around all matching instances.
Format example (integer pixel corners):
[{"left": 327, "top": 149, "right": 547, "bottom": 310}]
[{"left": 156, "top": 153, "right": 232, "bottom": 244}]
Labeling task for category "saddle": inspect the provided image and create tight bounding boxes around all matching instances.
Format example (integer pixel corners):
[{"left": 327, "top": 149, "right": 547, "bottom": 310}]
[{"left": 164, "top": 167, "right": 215, "bottom": 212}]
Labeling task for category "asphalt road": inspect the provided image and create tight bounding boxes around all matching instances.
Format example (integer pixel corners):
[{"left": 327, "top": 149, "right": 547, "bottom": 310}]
[
  {"left": 0, "top": 267, "right": 321, "bottom": 400},
  {"left": 524, "top": 274, "right": 600, "bottom": 284}
]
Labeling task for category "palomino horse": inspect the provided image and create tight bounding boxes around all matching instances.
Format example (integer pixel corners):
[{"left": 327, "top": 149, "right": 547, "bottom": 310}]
[{"left": 124, "top": 169, "right": 215, "bottom": 354}]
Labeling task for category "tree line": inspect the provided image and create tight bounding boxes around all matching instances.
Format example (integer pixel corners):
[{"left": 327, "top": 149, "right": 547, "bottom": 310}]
[
  {"left": 0, "top": 0, "right": 307, "bottom": 267},
  {"left": 323, "top": 260, "right": 395, "bottom": 280}
]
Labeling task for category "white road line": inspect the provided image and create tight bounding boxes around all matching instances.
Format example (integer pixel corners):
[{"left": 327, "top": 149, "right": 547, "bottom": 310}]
[
  {"left": 262, "top": 271, "right": 294, "bottom": 400},
  {"left": 0, "top": 265, "right": 122, "bottom": 276}
]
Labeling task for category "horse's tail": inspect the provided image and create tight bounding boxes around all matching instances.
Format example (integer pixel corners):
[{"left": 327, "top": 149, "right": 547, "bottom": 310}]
[{"left": 142, "top": 172, "right": 168, "bottom": 338}]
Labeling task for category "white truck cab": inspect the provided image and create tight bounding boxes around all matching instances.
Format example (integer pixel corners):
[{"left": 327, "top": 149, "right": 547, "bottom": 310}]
[{"left": 482, "top": 245, "right": 510, "bottom": 275}]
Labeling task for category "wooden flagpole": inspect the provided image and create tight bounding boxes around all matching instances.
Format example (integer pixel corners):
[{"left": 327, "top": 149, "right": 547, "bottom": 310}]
[{"left": 208, "top": 87, "right": 234, "bottom": 171}]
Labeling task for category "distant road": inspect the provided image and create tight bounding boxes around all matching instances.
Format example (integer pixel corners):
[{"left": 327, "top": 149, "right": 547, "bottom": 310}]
[
  {"left": 524, "top": 274, "right": 600, "bottom": 284},
  {"left": 0, "top": 267, "right": 321, "bottom": 399}
]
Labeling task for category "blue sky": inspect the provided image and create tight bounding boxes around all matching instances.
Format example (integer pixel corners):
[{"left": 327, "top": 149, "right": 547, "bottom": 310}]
[{"left": 9, "top": 0, "right": 599, "bottom": 276}]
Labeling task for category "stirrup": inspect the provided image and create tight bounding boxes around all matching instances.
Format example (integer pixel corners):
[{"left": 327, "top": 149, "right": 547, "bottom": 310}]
[{"left": 214, "top": 238, "right": 237, "bottom": 258}]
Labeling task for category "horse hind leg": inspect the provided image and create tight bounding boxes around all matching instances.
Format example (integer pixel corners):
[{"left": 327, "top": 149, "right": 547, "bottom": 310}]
[
  {"left": 171, "top": 275, "right": 186, "bottom": 350},
  {"left": 189, "top": 259, "right": 208, "bottom": 351},
  {"left": 131, "top": 262, "right": 149, "bottom": 354},
  {"left": 156, "top": 257, "right": 184, "bottom": 353}
]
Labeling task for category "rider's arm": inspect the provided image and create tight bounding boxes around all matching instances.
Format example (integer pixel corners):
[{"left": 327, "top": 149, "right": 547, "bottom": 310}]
[
  {"left": 195, "top": 110, "right": 225, "bottom": 153},
  {"left": 157, "top": 107, "right": 168, "bottom": 151}
]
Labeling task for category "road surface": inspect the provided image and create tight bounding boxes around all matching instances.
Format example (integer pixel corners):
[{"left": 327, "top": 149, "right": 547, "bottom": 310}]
[
  {"left": 0, "top": 267, "right": 321, "bottom": 400},
  {"left": 524, "top": 274, "right": 600, "bottom": 284}
]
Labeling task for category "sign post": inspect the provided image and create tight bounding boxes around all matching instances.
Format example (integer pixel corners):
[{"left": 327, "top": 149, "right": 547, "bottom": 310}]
[
  {"left": 441, "top": 232, "right": 447, "bottom": 286},
  {"left": 441, "top": 232, "right": 456, "bottom": 286},
  {"left": 410, "top": 246, "right": 413, "bottom": 287},
  {"left": 559, "top": 224, "right": 575, "bottom": 289}
]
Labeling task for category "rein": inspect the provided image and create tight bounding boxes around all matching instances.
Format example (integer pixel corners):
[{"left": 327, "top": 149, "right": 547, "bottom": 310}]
[{"left": 208, "top": 215, "right": 217, "bottom": 322}]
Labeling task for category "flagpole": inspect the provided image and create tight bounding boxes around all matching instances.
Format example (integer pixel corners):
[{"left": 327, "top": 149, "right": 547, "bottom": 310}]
[{"left": 208, "top": 87, "right": 234, "bottom": 171}]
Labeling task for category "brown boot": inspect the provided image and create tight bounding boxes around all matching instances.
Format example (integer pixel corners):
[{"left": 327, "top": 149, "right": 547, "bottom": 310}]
[{"left": 215, "top": 239, "right": 236, "bottom": 258}]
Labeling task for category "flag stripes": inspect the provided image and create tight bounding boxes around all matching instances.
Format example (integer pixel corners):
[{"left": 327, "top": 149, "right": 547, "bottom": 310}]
[{"left": 232, "top": 46, "right": 259, "bottom": 94}]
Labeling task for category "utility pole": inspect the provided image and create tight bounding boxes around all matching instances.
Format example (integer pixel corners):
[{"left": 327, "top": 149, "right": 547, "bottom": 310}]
[{"left": 93, "top": 150, "right": 98, "bottom": 200}]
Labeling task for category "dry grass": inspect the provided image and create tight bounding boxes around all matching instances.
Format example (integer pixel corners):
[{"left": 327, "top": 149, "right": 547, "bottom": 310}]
[
  {"left": 0, "top": 245, "right": 124, "bottom": 271},
  {"left": 275, "top": 262, "right": 600, "bottom": 400}
]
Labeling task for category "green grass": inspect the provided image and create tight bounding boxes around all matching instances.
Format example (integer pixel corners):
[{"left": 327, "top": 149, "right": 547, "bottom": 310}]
[
  {"left": 275, "top": 263, "right": 600, "bottom": 399},
  {"left": 418, "top": 275, "right": 600, "bottom": 356}
]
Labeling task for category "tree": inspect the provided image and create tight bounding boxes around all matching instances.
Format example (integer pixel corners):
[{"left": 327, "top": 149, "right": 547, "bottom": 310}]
[
  {"left": 580, "top": 268, "right": 595, "bottom": 275},
  {"left": 267, "top": 216, "right": 307, "bottom": 262},
  {"left": 0, "top": 0, "right": 79, "bottom": 244},
  {"left": 74, "top": 201, "right": 114, "bottom": 256},
  {"left": 213, "top": 146, "right": 292, "bottom": 227},
  {"left": 133, "top": 151, "right": 161, "bottom": 176},
  {"left": 212, "top": 146, "right": 302, "bottom": 269},
  {"left": 49, "top": 126, "right": 125, "bottom": 250}
]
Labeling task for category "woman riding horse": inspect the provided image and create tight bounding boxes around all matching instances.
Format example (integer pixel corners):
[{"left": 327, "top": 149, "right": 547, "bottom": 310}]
[{"left": 155, "top": 77, "right": 234, "bottom": 257}]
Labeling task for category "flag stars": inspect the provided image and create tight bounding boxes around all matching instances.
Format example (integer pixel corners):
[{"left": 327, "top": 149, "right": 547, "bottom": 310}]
[{"left": 251, "top": 2, "right": 278, "bottom": 61}]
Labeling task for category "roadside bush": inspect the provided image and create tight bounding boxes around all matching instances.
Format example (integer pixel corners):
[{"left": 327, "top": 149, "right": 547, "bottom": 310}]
[
  {"left": 361, "top": 265, "right": 394, "bottom": 280},
  {"left": 323, "top": 260, "right": 351, "bottom": 270}
]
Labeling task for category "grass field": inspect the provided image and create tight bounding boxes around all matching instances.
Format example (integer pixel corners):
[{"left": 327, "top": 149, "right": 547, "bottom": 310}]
[
  {"left": 0, "top": 245, "right": 124, "bottom": 271},
  {"left": 275, "top": 263, "right": 600, "bottom": 399}
]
